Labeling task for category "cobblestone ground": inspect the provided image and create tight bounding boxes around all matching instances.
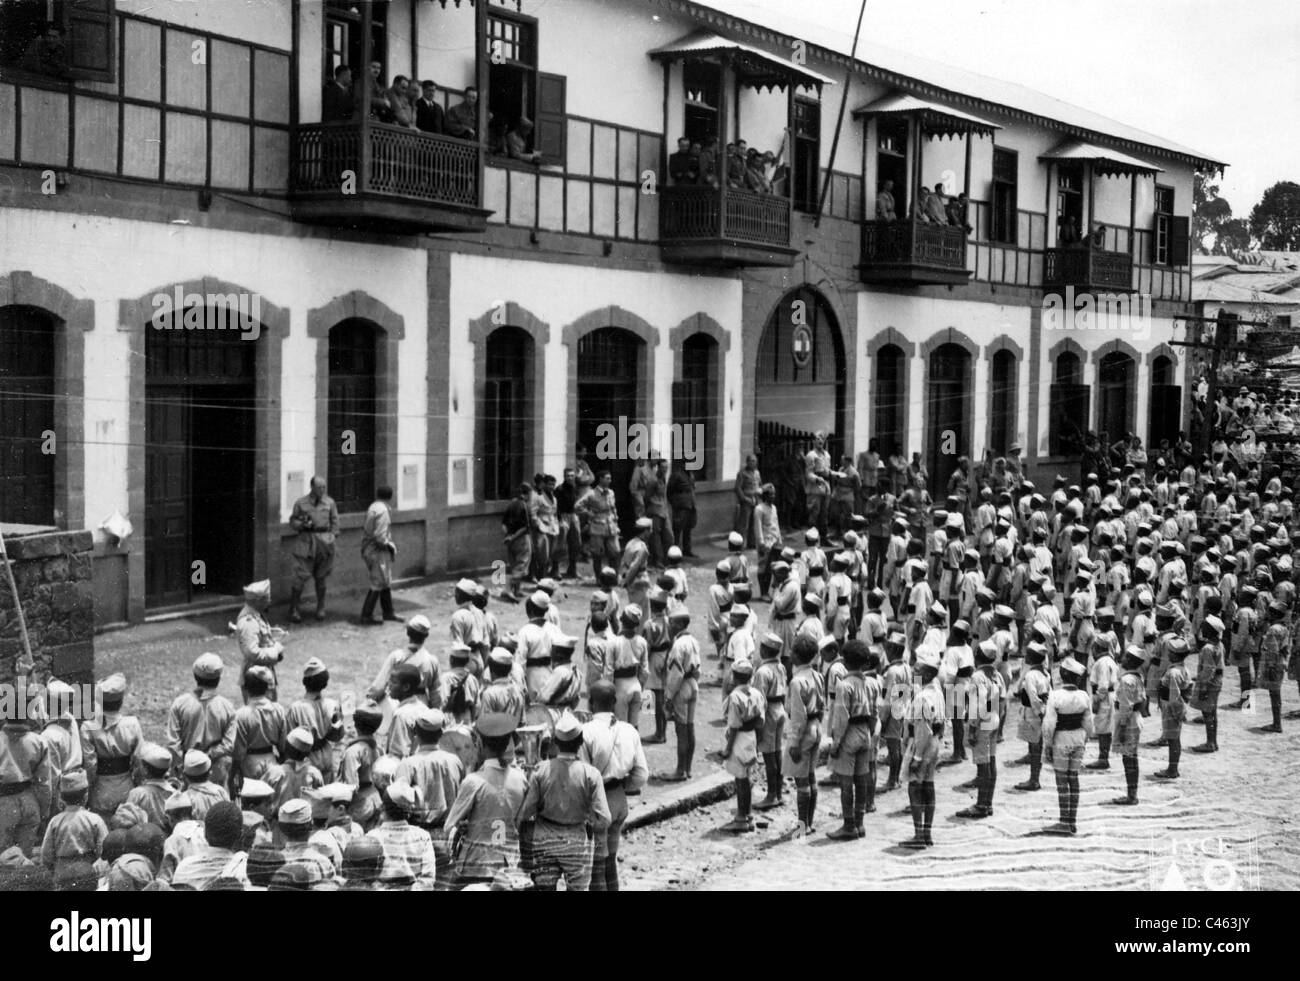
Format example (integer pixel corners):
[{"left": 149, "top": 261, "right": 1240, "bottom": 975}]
[
  {"left": 94, "top": 533, "right": 760, "bottom": 804},
  {"left": 622, "top": 681, "right": 1300, "bottom": 891}
]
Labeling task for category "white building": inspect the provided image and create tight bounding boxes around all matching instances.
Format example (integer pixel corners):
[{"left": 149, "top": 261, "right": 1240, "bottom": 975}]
[{"left": 0, "top": 0, "right": 1224, "bottom": 625}]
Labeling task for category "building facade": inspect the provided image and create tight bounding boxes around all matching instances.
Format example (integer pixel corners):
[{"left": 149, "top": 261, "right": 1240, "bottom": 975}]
[{"left": 0, "top": 0, "right": 1223, "bottom": 626}]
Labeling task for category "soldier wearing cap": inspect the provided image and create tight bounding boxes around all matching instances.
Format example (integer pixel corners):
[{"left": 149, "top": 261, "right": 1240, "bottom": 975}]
[
  {"left": 444, "top": 713, "right": 528, "bottom": 888},
  {"left": 278, "top": 727, "right": 325, "bottom": 809},
  {"left": 158, "top": 791, "right": 204, "bottom": 875},
  {"left": 642, "top": 588, "right": 672, "bottom": 744},
  {"left": 368, "top": 616, "right": 440, "bottom": 733},
  {"left": 796, "top": 592, "right": 827, "bottom": 649},
  {"left": 538, "top": 634, "right": 584, "bottom": 725},
  {"left": 80, "top": 673, "right": 143, "bottom": 818},
  {"left": 1086, "top": 632, "right": 1120, "bottom": 769},
  {"left": 359, "top": 485, "right": 401, "bottom": 626},
  {"left": 720, "top": 658, "right": 766, "bottom": 834},
  {"left": 1040, "top": 656, "right": 1094, "bottom": 834},
  {"left": 450, "top": 579, "right": 489, "bottom": 678},
  {"left": 287, "top": 475, "right": 339, "bottom": 622},
  {"left": 127, "top": 743, "right": 178, "bottom": 829},
  {"left": 0, "top": 705, "right": 51, "bottom": 855},
  {"left": 780, "top": 635, "right": 825, "bottom": 834},
  {"left": 877, "top": 632, "right": 910, "bottom": 791},
  {"left": 516, "top": 712, "right": 610, "bottom": 891},
  {"left": 754, "top": 484, "right": 783, "bottom": 599},
  {"left": 182, "top": 749, "right": 231, "bottom": 820},
  {"left": 721, "top": 604, "right": 755, "bottom": 696},
  {"left": 394, "top": 708, "right": 464, "bottom": 889},
  {"left": 385, "top": 664, "right": 431, "bottom": 759},
  {"left": 767, "top": 560, "right": 800, "bottom": 651},
  {"left": 277, "top": 797, "right": 339, "bottom": 885},
  {"left": 827, "top": 640, "right": 881, "bottom": 839},
  {"left": 338, "top": 702, "right": 384, "bottom": 829},
  {"left": 707, "top": 561, "right": 734, "bottom": 657},
  {"left": 230, "top": 665, "right": 288, "bottom": 793},
  {"left": 727, "top": 530, "right": 751, "bottom": 590},
  {"left": 620, "top": 518, "right": 653, "bottom": 612},
  {"left": 804, "top": 430, "right": 833, "bottom": 536},
  {"left": 903, "top": 559, "right": 934, "bottom": 654},
  {"left": 751, "top": 632, "right": 788, "bottom": 811},
  {"left": 441, "top": 644, "right": 482, "bottom": 728},
  {"left": 1190, "top": 614, "right": 1226, "bottom": 753},
  {"left": 166, "top": 653, "right": 236, "bottom": 787},
  {"left": 1013, "top": 642, "right": 1052, "bottom": 791},
  {"left": 957, "top": 640, "right": 1003, "bottom": 819},
  {"left": 900, "top": 647, "right": 945, "bottom": 849},
  {"left": 579, "top": 681, "right": 647, "bottom": 891},
  {"left": 287, "top": 658, "right": 345, "bottom": 783},
  {"left": 236, "top": 580, "right": 285, "bottom": 701},
  {"left": 479, "top": 649, "right": 527, "bottom": 728},
  {"left": 40, "top": 771, "right": 107, "bottom": 876},
  {"left": 1153, "top": 637, "right": 1193, "bottom": 779},
  {"left": 1257, "top": 600, "right": 1289, "bottom": 732},
  {"left": 238, "top": 779, "right": 277, "bottom": 846},
  {"left": 40, "top": 680, "right": 84, "bottom": 820},
  {"left": 662, "top": 610, "right": 701, "bottom": 781},
  {"left": 1109, "top": 645, "right": 1149, "bottom": 805},
  {"left": 605, "top": 605, "right": 649, "bottom": 726}
]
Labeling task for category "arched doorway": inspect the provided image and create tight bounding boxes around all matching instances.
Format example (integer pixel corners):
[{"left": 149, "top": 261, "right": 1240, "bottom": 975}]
[
  {"left": 1099, "top": 350, "right": 1136, "bottom": 442},
  {"left": 989, "top": 349, "right": 1017, "bottom": 457},
  {"left": 577, "top": 326, "right": 646, "bottom": 540},
  {"left": 1148, "top": 354, "right": 1181, "bottom": 451},
  {"left": 0, "top": 306, "right": 56, "bottom": 525},
  {"left": 753, "top": 287, "right": 846, "bottom": 527},
  {"left": 145, "top": 315, "right": 258, "bottom": 608},
  {"left": 873, "top": 344, "right": 905, "bottom": 458},
  {"left": 327, "top": 319, "right": 378, "bottom": 514},
  {"left": 927, "top": 342, "right": 972, "bottom": 495}
]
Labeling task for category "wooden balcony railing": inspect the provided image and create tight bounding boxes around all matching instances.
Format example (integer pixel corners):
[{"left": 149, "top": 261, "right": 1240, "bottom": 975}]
[
  {"left": 659, "top": 184, "right": 794, "bottom": 263},
  {"left": 1043, "top": 246, "right": 1134, "bottom": 293},
  {"left": 292, "top": 121, "right": 482, "bottom": 210},
  {"left": 859, "top": 219, "right": 970, "bottom": 284}
]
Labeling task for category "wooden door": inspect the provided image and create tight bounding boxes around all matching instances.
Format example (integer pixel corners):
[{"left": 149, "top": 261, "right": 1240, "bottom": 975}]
[{"left": 145, "top": 387, "right": 192, "bottom": 607}]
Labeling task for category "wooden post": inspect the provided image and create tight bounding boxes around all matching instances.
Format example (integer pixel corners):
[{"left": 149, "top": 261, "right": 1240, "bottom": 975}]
[
  {"left": 718, "top": 53, "right": 730, "bottom": 235},
  {"left": 475, "top": 0, "right": 488, "bottom": 195},
  {"left": 1129, "top": 172, "right": 1137, "bottom": 258},
  {"left": 787, "top": 78, "right": 795, "bottom": 211},
  {"left": 910, "top": 116, "right": 921, "bottom": 221},
  {"left": 661, "top": 62, "right": 670, "bottom": 185},
  {"left": 410, "top": 0, "right": 418, "bottom": 84},
  {"left": 963, "top": 129, "right": 972, "bottom": 196},
  {"left": 1045, "top": 160, "right": 1054, "bottom": 247},
  {"left": 1087, "top": 161, "right": 1096, "bottom": 245},
  {"left": 359, "top": 0, "right": 374, "bottom": 190}
]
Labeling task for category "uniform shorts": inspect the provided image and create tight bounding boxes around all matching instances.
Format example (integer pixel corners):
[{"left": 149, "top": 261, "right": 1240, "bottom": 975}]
[
  {"left": 0, "top": 791, "right": 41, "bottom": 855},
  {"left": 757, "top": 713, "right": 785, "bottom": 754},
  {"left": 1050, "top": 742, "right": 1085, "bottom": 773},
  {"left": 530, "top": 823, "right": 594, "bottom": 892},
  {"left": 668, "top": 696, "right": 696, "bottom": 725},
  {"left": 970, "top": 726, "right": 997, "bottom": 764},
  {"left": 1113, "top": 717, "right": 1141, "bottom": 756},
  {"left": 831, "top": 737, "right": 873, "bottom": 777},
  {"left": 1161, "top": 710, "right": 1184, "bottom": 741}
]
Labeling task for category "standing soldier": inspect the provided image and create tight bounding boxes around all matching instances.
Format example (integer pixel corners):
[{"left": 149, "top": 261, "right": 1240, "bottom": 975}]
[
  {"left": 1190, "top": 614, "right": 1226, "bottom": 753},
  {"left": 826, "top": 641, "right": 879, "bottom": 840},
  {"left": 783, "top": 635, "right": 824, "bottom": 836},
  {"left": 479, "top": 650, "right": 527, "bottom": 728},
  {"left": 1040, "top": 656, "right": 1095, "bottom": 835},
  {"left": 81, "top": 674, "right": 144, "bottom": 819},
  {"left": 720, "top": 659, "right": 766, "bottom": 834},
  {"left": 752, "top": 633, "right": 788, "bottom": 811},
  {"left": 40, "top": 680, "right": 83, "bottom": 818},
  {"left": 768, "top": 562, "right": 800, "bottom": 656},
  {"left": 444, "top": 713, "right": 529, "bottom": 889},
  {"left": 516, "top": 712, "right": 610, "bottom": 892},
  {"left": 1108, "top": 645, "right": 1149, "bottom": 805},
  {"left": 1257, "top": 600, "right": 1289, "bottom": 733},
  {"left": 643, "top": 589, "right": 672, "bottom": 744},
  {"left": 449, "top": 580, "right": 486, "bottom": 677},
  {"left": 620, "top": 519, "right": 654, "bottom": 612},
  {"left": 276, "top": 728, "right": 325, "bottom": 809},
  {"left": 878, "top": 632, "right": 911, "bottom": 792},
  {"left": 368, "top": 615, "right": 440, "bottom": 737},
  {"left": 0, "top": 708, "right": 50, "bottom": 855},
  {"left": 500, "top": 482, "right": 533, "bottom": 603},
  {"left": 754, "top": 485, "right": 782, "bottom": 600},
  {"left": 707, "top": 561, "right": 734, "bottom": 659},
  {"left": 1153, "top": 637, "right": 1193, "bottom": 779},
  {"left": 606, "top": 606, "right": 649, "bottom": 726},
  {"left": 236, "top": 581, "right": 285, "bottom": 703},
  {"left": 230, "top": 666, "right": 288, "bottom": 793},
  {"left": 1014, "top": 642, "right": 1052, "bottom": 791},
  {"left": 1086, "top": 634, "right": 1120, "bottom": 770},
  {"left": 576, "top": 471, "right": 621, "bottom": 582},
  {"left": 166, "top": 653, "right": 236, "bottom": 787},
  {"left": 287, "top": 659, "right": 345, "bottom": 783},
  {"left": 359, "top": 485, "right": 400, "bottom": 625},
  {"left": 662, "top": 610, "right": 701, "bottom": 782},
  {"left": 395, "top": 708, "right": 465, "bottom": 889},
  {"left": 957, "top": 640, "right": 1004, "bottom": 820},
  {"left": 514, "top": 591, "right": 554, "bottom": 702},
  {"left": 804, "top": 431, "right": 833, "bottom": 537},
  {"left": 899, "top": 648, "right": 944, "bottom": 849},
  {"left": 39, "top": 772, "right": 107, "bottom": 877},
  {"left": 384, "top": 664, "right": 429, "bottom": 759},
  {"left": 287, "top": 475, "right": 339, "bottom": 623},
  {"left": 579, "top": 681, "right": 648, "bottom": 892},
  {"left": 339, "top": 703, "right": 384, "bottom": 830},
  {"left": 127, "top": 744, "right": 177, "bottom": 829}
]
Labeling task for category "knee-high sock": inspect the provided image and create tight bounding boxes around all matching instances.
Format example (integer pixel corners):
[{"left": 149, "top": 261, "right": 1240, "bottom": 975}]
[
  {"left": 1067, "top": 772, "right": 1081, "bottom": 826},
  {"left": 795, "top": 780, "right": 810, "bottom": 827},
  {"left": 735, "top": 778, "right": 751, "bottom": 818},
  {"left": 952, "top": 722, "right": 965, "bottom": 757},
  {"left": 765, "top": 752, "right": 782, "bottom": 797},
  {"left": 986, "top": 758, "right": 997, "bottom": 807},
  {"left": 808, "top": 783, "right": 818, "bottom": 825},
  {"left": 653, "top": 693, "right": 666, "bottom": 736},
  {"left": 1096, "top": 733, "right": 1111, "bottom": 761},
  {"left": 887, "top": 738, "right": 902, "bottom": 784},
  {"left": 360, "top": 590, "right": 378, "bottom": 620},
  {"left": 907, "top": 784, "right": 923, "bottom": 837},
  {"left": 604, "top": 854, "right": 619, "bottom": 892},
  {"left": 1029, "top": 741, "right": 1042, "bottom": 783},
  {"left": 853, "top": 774, "right": 871, "bottom": 823},
  {"left": 922, "top": 782, "right": 936, "bottom": 836},
  {"left": 839, "top": 775, "right": 855, "bottom": 826},
  {"left": 1168, "top": 737, "right": 1181, "bottom": 774},
  {"left": 1054, "top": 770, "right": 1070, "bottom": 823},
  {"left": 1205, "top": 716, "right": 1217, "bottom": 748},
  {"left": 379, "top": 588, "right": 394, "bottom": 618},
  {"left": 1238, "top": 665, "right": 1252, "bottom": 692},
  {"left": 974, "top": 762, "right": 989, "bottom": 807},
  {"left": 1123, "top": 755, "right": 1138, "bottom": 797},
  {"left": 1271, "top": 690, "right": 1283, "bottom": 728}
]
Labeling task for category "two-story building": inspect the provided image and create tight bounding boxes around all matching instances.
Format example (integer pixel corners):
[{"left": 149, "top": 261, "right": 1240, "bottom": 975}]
[{"left": 0, "top": 0, "right": 1225, "bottom": 626}]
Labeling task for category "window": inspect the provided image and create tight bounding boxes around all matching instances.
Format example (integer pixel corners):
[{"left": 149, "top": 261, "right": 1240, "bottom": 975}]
[
  {"left": 323, "top": 1, "right": 386, "bottom": 84},
  {"left": 0, "top": 306, "right": 56, "bottom": 525},
  {"left": 1149, "top": 354, "right": 1181, "bottom": 449},
  {"left": 876, "top": 117, "right": 908, "bottom": 218},
  {"left": 328, "top": 320, "right": 378, "bottom": 514},
  {"left": 873, "top": 344, "right": 905, "bottom": 457},
  {"left": 792, "top": 97, "right": 821, "bottom": 212},
  {"left": 1055, "top": 162, "right": 1083, "bottom": 244},
  {"left": 991, "top": 147, "right": 1018, "bottom": 244},
  {"left": 482, "top": 326, "right": 529, "bottom": 502},
  {"left": 486, "top": 10, "right": 565, "bottom": 162},
  {"left": 673, "top": 335, "right": 719, "bottom": 481},
  {"left": 683, "top": 61, "right": 722, "bottom": 145},
  {"left": 1153, "top": 185, "right": 1188, "bottom": 266},
  {"left": 0, "top": 0, "right": 116, "bottom": 82},
  {"left": 989, "top": 349, "right": 1016, "bottom": 454},
  {"left": 1049, "top": 351, "right": 1089, "bottom": 456}
]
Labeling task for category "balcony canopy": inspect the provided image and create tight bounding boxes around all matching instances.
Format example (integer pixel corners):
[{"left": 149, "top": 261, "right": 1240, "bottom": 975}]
[
  {"left": 649, "top": 30, "right": 835, "bottom": 92},
  {"left": 1039, "top": 140, "right": 1163, "bottom": 177},
  {"left": 852, "top": 92, "right": 1000, "bottom": 139}
]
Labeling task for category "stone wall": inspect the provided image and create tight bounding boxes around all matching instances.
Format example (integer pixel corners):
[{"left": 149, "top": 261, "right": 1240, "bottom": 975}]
[{"left": 0, "top": 525, "right": 96, "bottom": 686}]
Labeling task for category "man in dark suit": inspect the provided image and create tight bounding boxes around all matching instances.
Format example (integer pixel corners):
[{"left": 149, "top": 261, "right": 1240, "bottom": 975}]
[
  {"left": 322, "top": 64, "right": 355, "bottom": 123},
  {"left": 415, "top": 80, "right": 444, "bottom": 134}
]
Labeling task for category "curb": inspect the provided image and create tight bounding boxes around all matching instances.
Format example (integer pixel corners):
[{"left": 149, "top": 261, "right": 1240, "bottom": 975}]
[{"left": 625, "top": 770, "right": 735, "bottom": 831}]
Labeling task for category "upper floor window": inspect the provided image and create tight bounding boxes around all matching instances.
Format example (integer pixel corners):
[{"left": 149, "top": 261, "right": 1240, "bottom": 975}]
[
  {"left": 991, "top": 147, "right": 1018, "bottom": 244},
  {"left": 0, "top": 0, "right": 116, "bottom": 83},
  {"left": 324, "top": 0, "right": 387, "bottom": 84},
  {"left": 1055, "top": 162, "right": 1084, "bottom": 245},
  {"left": 486, "top": 10, "right": 565, "bottom": 163},
  {"left": 876, "top": 117, "right": 908, "bottom": 218},
  {"left": 683, "top": 60, "right": 722, "bottom": 145},
  {"left": 1153, "top": 185, "right": 1190, "bottom": 267},
  {"left": 792, "top": 97, "right": 821, "bottom": 212}
]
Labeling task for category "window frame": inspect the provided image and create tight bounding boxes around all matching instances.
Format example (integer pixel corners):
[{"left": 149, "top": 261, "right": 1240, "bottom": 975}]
[
  {"left": 792, "top": 95, "right": 821, "bottom": 213},
  {"left": 0, "top": 0, "right": 118, "bottom": 84},
  {"left": 486, "top": 7, "right": 539, "bottom": 153},
  {"left": 990, "top": 146, "right": 1018, "bottom": 245}
]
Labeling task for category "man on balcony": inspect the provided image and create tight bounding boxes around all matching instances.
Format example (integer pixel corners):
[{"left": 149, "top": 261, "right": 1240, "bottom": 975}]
[
  {"left": 322, "top": 65, "right": 355, "bottom": 123},
  {"left": 415, "top": 81, "right": 444, "bottom": 134},
  {"left": 506, "top": 118, "right": 544, "bottom": 164},
  {"left": 669, "top": 138, "right": 696, "bottom": 185},
  {"left": 923, "top": 183, "right": 950, "bottom": 225},
  {"left": 385, "top": 76, "right": 416, "bottom": 128},
  {"left": 445, "top": 86, "right": 481, "bottom": 141},
  {"left": 876, "top": 180, "right": 897, "bottom": 221}
]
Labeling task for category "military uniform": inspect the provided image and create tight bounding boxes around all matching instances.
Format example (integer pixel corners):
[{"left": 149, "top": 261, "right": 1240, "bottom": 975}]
[
  {"left": 579, "top": 710, "right": 648, "bottom": 892},
  {"left": 81, "top": 681, "right": 144, "bottom": 818},
  {"left": 230, "top": 681, "right": 289, "bottom": 785},
  {"left": 287, "top": 664, "right": 345, "bottom": 783},
  {"left": 1015, "top": 657, "right": 1051, "bottom": 789},
  {"left": 605, "top": 626, "right": 648, "bottom": 727},
  {"left": 1041, "top": 669, "right": 1095, "bottom": 833},
  {"left": 166, "top": 679, "right": 236, "bottom": 786},
  {"left": 1111, "top": 657, "right": 1148, "bottom": 803},
  {"left": 444, "top": 738, "right": 528, "bottom": 887},
  {"left": 901, "top": 654, "right": 946, "bottom": 847},
  {"left": 515, "top": 611, "right": 554, "bottom": 704},
  {"left": 236, "top": 590, "right": 284, "bottom": 702},
  {"left": 288, "top": 489, "right": 339, "bottom": 618},
  {"left": 0, "top": 723, "right": 50, "bottom": 855}
]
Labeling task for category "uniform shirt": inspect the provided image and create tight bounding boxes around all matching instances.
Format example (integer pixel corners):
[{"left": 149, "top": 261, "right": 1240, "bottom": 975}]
[
  {"left": 707, "top": 583, "right": 734, "bottom": 639},
  {"left": 290, "top": 492, "right": 339, "bottom": 542},
  {"left": 940, "top": 643, "right": 975, "bottom": 690},
  {"left": 186, "top": 780, "right": 230, "bottom": 821},
  {"left": 580, "top": 713, "right": 649, "bottom": 793},
  {"left": 517, "top": 754, "right": 611, "bottom": 829},
  {"left": 753, "top": 658, "right": 788, "bottom": 729},
  {"left": 576, "top": 486, "right": 618, "bottom": 537},
  {"left": 231, "top": 697, "right": 289, "bottom": 771},
  {"left": 396, "top": 746, "right": 465, "bottom": 827},
  {"left": 907, "top": 678, "right": 947, "bottom": 764},
  {"left": 1160, "top": 663, "right": 1194, "bottom": 710},
  {"left": 967, "top": 667, "right": 1005, "bottom": 731},
  {"left": 1114, "top": 670, "right": 1147, "bottom": 726},
  {"left": 339, "top": 736, "right": 379, "bottom": 788},
  {"left": 287, "top": 692, "right": 344, "bottom": 753},
  {"left": 754, "top": 502, "right": 782, "bottom": 549},
  {"left": 478, "top": 679, "right": 527, "bottom": 726},
  {"left": 450, "top": 605, "right": 483, "bottom": 652},
  {"left": 161, "top": 819, "right": 206, "bottom": 873},
  {"left": 538, "top": 661, "right": 583, "bottom": 710},
  {"left": 361, "top": 499, "right": 393, "bottom": 551},
  {"left": 830, "top": 672, "right": 878, "bottom": 744},
  {"left": 1196, "top": 641, "right": 1225, "bottom": 689},
  {"left": 41, "top": 718, "right": 83, "bottom": 796},
  {"left": 606, "top": 633, "right": 649, "bottom": 686},
  {"left": 664, "top": 634, "right": 701, "bottom": 709},
  {"left": 126, "top": 779, "right": 174, "bottom": 829},
  {"left": 369, "top": 645, "right": 441, "bottom": 707},
  {"left": 235, "top": 605, "right": 283, "bottom": 691},
  {"left": 166, "top": 688, "right": 236, "bottom": 770},
  {"left": 1018, "top": 666, "right": 1052, "bottom": 721},
  {"left": 1041, "top": 686, "right": 1095, "bottom": 746},
  {"left": 619, "top": 538, "right": 650, "bottom": 589},
  {"left": 1089, "top": 653, "right": 1120, "bottom": 701},
  {"left": 40, "top": 805, "right": 108, "bottom": 869},
  {"left": 366, "top": 821, "right": 438, "bottom": 889},
  {"left": 444, "top": 759, "right": 528, "bottom": 879},
  {"left": 1, "top": 725, "right": 50, "bottom": 814},
  {"left": 171, "top": 845, "right": 249, "bottom": 891},
  {"left": 386, "top": 695, "right": 430, "bottom": 758},
  {"left": 786, "top": 666, "right": 826, "bottom": 754},
  {"left": 275, "top": 759, "right": 324, "bottom": 810},
  {"left": 795, "top": 615, "right": 825, "bottom": 647}
]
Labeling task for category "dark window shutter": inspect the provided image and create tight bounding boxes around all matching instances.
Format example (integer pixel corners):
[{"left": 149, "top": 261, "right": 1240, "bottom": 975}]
[
  {"left": 1049, "top": 383, "right": 1089, "bottom": 457},
  {"left": 64, "top": 0, "right": 116, "bottom": 82},
  {"left": 1169, "top": 215, "right": 1190, "bottom": 267},
  {"left": 534, "top": 71, "right": 566, "bottom": 164}
]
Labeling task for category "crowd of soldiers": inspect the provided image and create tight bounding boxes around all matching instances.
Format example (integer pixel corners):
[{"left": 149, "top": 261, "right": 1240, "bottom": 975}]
[{"left": 6, "top": 412, "right": 1300, "bottom": 887}]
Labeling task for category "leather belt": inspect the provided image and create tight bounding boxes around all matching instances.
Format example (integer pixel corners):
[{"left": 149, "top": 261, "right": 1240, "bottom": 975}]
[
  {"left": 604, "top": 778, "right": 624, "bottom": 790},
  {"left": 774, "top": 613, "right": 795, "bottom": 621},
  {"left": 247, "top": 747, "right": 274, "bottom": 756},
  {"left": 739, "top": 717, "right": 762, "bottom": 732},
  {"left": 1055, "top": 712, "right": 1084, "bottom": 731},
  {"left": 805, "top": 711, "right": 824, "bottom": 721},
  {"left": 96, "top": 756, "right": 132, "bottom": 777},
  {"left": 847, "top": 715, "right": 876, "bottom": 727},
  {"left": 0, "top": 781, "right": 32, "bottom": 797},
  {"left": 526, "top": 658, "right": 551, "bottom": 668},
  {"left": 612, "top": 666, "right": 639, "bottom": 679}
]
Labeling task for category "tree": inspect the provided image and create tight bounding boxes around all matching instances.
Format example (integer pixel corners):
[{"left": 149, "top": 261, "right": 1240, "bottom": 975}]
[
  {"left": 1215, "top": 217, "right": 1253, "bottom": 256},
  {"left": 1193, "top": 172, "right": 1235, "bottom": 254},
  {"left": 1248, "top": 181, "right": 1300, "bottom": 251}
]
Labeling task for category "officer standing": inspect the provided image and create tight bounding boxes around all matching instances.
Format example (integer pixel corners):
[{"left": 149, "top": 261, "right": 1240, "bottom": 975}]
[
  {"left": 287, "top": 475, "right": 340, "bottom": 623},
  {"left": 782, "top": 635, "right": 825, "bottom": 836},
  {"left": 359, "top": 485, "right": 401, "bottom": 625},
  {"left": 1041, "top": 656, "right": 1095, "bottom": 835},
  {"left": 516, "top": 712, "right": 610, "bottom": 891},
  {"left": 579, "top": 681, "right": 648, "bottom": 892},
  {"left": 444, "top": 713, "right": 529, "bottom": 889},
  {"left": 395, "top": 708, "right": 465, "bottom": 890},
  {"left": 236, "top": 581, "right": 285, "bottom": 703}
]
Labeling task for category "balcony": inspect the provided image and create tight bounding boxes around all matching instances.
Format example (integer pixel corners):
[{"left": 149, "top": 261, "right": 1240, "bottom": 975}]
[
  {"left": 659, "top": 185, "right": 798, "bottom": 267},
  {"left": 859, "top": 219, "right": 972, "bottom": 286},
  {"left": 1043, "top": 245, "right": 1135, "bottom": 294},
  {"left": 290, "top": 122, "right": 490, "bottom": 234}
]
